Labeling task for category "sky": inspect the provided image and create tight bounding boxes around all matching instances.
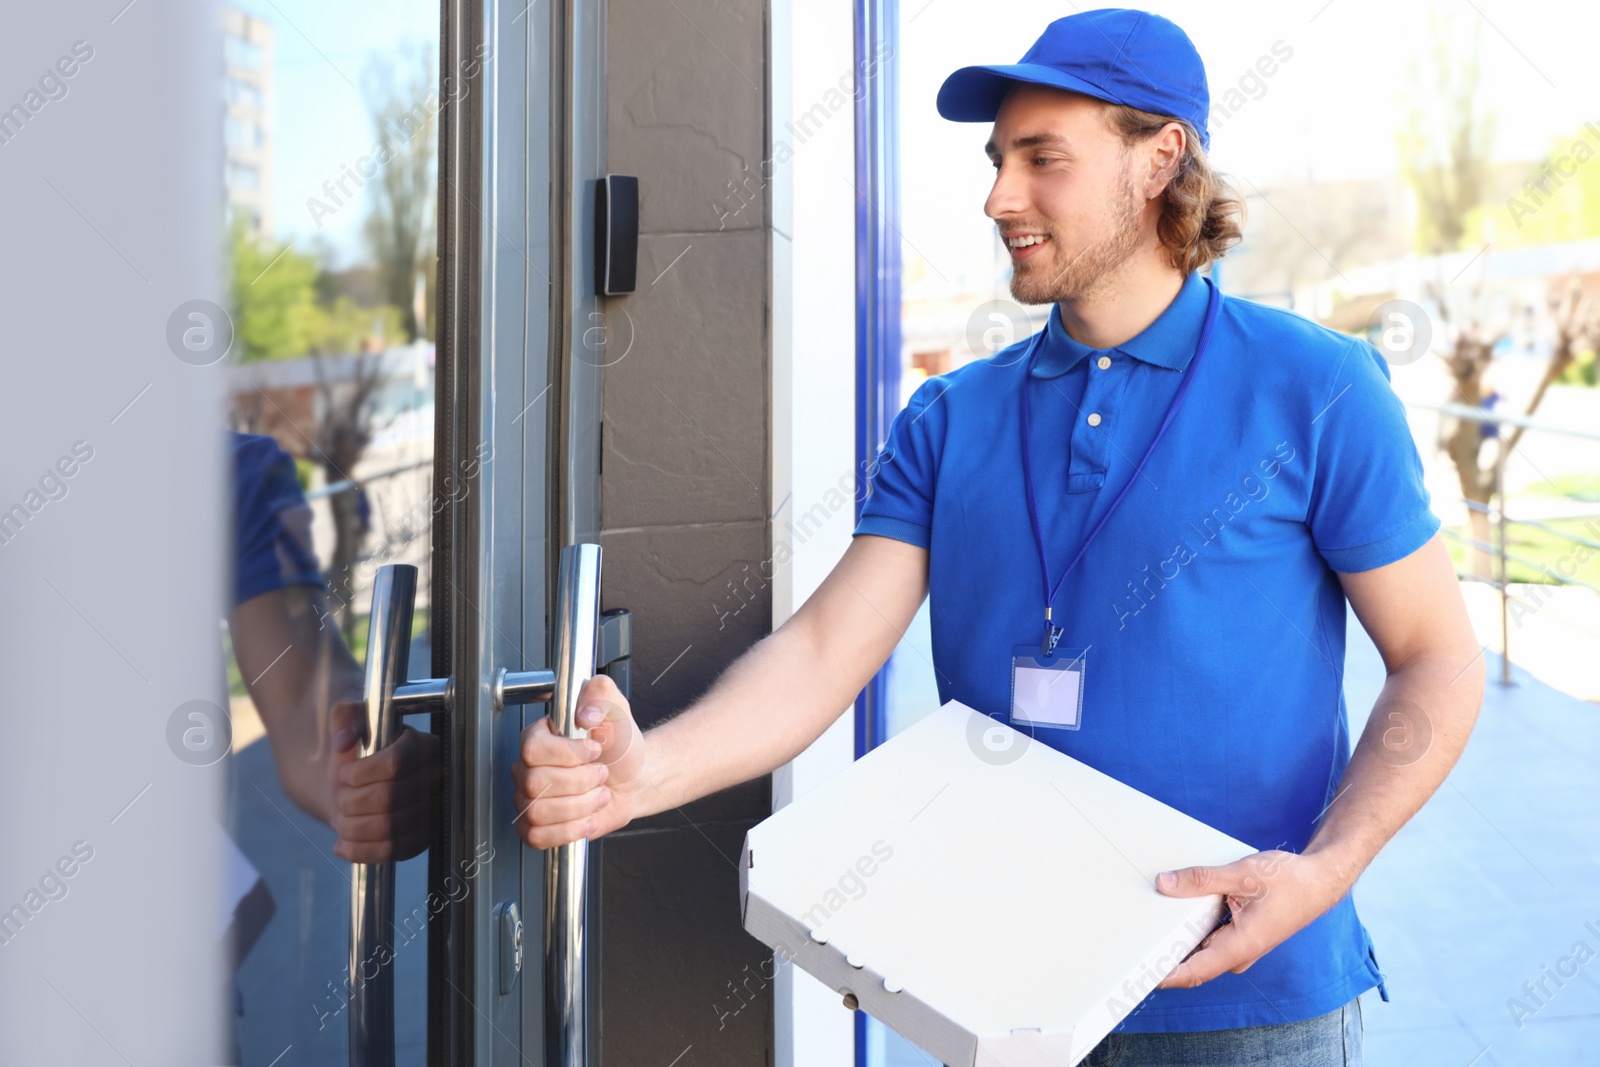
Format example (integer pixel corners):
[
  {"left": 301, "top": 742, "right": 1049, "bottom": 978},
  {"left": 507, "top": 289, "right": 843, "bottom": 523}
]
[
  {"left": 231, "top": 0, "right": 438, "bottom": 269},
  {"left": 243, "top": 0, "right": 1598, "bottom": 273}
]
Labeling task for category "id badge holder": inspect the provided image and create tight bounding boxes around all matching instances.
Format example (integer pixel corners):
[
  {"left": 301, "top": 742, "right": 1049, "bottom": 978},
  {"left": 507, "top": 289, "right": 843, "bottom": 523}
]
[{"left": 1009, "top": 645, "right": 1086, "bottom": 731}]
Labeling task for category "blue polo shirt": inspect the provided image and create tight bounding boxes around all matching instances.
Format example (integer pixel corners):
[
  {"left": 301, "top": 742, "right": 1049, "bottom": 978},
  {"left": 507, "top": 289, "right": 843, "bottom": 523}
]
[
  {"left": 854, "top": 269, "right": 1439, "bottom": 1033},
  {"left": 230, "top": 431, "right": 324, "bottom": 608}
]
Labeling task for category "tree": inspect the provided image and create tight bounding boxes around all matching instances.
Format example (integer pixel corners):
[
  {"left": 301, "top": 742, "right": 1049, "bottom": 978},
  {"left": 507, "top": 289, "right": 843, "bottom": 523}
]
[
  {"left": 1509, "top": 282, "right": 1594, "bottom": 442},
  {"left": 312, "top": 352, "right": 392, "bottom": 638},
  {"left": 226, "top": 224, "right": 408, "bottom": 631},
  {"left": 1426, "top": 279, "right": 1508, "bottom": 578},
  {"left": 1397, "top": 11, "right": 1495, "bottom": 256},
  {"left": 313, "top": 296, "right": 406, "bottom": 357},
  {"left": 1429, "top": 275, "right": 1598, "bottom": 578},
  {"left": 228, "top": 221, "right": 408, "bottom": 360},
  {"left": 362, "top": 45, "right": 437, "bottom": 345},
  {"left": 1395, "top": 9, "right": 1554, "bottom": 583},
  {"left": 228, "top": 218, "right": 325, "bottom": 362}
]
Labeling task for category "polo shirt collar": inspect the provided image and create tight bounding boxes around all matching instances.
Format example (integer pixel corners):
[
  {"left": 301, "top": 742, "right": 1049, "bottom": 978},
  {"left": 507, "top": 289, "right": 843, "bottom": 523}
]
[{"left": 1028, "top": 270, "right": 1210, "bottom": 379}]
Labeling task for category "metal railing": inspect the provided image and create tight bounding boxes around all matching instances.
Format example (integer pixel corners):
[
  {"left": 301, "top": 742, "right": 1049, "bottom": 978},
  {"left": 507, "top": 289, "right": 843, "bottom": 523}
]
[
  {"left": 1409, "top": 401, "right": 1600, "bottom": 686},
  {"left": 305, "top": 456, "right": 433, "bottom": 502},
  {"left": 303, "top": 454, "right": 437, "bottom": 644}
]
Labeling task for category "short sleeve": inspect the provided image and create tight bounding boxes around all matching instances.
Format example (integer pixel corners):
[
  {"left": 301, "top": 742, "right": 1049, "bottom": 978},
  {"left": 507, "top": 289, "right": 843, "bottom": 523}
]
[
  {"left": 852, "top": 376, "right": 949, "bottom": 549},
  {"left": 1307, "top": 340, "right": 1441, "bottom": 572},
  {"left": 230, "top": 432, "right": 325, "bottom": 607}
]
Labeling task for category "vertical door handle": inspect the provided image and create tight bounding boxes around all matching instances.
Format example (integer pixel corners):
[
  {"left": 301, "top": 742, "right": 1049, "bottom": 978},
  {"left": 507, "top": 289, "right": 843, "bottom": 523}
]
[
  {"left": 349, "top": 564, "right": 415, "bottom": 1067},
  {"left": 545, "top": 543, "right": 602, "bottom": 1067},
  {"left": 345, "top": 564, "right": 460, "bottom": 1067}
]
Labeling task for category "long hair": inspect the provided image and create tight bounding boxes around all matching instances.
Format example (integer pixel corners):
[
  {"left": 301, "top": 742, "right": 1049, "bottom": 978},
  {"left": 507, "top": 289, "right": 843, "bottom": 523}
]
[{"left": 1104, "top": 104, "right": 1245, "bottom": 274}]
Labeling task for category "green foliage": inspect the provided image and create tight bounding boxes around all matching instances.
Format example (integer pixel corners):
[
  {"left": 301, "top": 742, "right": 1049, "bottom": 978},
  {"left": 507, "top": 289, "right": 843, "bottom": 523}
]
[
  {"left": 1397, "top": 12, "right": 1494, "bottom": 255},
  {"left": 1442, "top": 516, "right": 1600, "bottom": 585},
  {"left": 1465, "top": 126, "right": 1600, "bottom": 249},
  {"left": 1526, "top": 472, "right": 1600, "bottom": 500},
  {"left": 316, "top": 296, "right": 407, "bottom": 355},
  {"left": 1557, "top": 344, "right": 1598, "bottom": 387},
  {"left": 362, "top": 45, "right": 437, "bottom": 344},
  {"left": 228, "top": 218, "right": 325, "bottom": 361},
  {"left": 226, "top": 218, "right": 410, "bottom": 361}
]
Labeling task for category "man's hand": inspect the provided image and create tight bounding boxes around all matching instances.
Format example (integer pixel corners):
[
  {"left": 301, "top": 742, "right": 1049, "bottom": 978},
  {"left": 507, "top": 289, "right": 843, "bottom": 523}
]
[
  {"left": 329, "top": 699, "right": 442, "bottom": 864},
  {"left": 513, "top": 674, "right": 647, "bottom": 849},
  {"left": 1153, "top": 849, "right": 1349, "bottom": 989}
]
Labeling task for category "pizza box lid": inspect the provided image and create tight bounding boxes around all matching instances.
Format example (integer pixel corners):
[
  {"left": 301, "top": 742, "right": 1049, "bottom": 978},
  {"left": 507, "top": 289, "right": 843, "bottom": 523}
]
[{"left": 740, "top": 700, "right": 1255, "bottom": 1067}]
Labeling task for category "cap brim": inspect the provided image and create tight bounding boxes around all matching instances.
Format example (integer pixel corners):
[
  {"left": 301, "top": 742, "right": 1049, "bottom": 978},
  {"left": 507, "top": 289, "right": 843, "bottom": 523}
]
[{"left": 936, "top": 63, "right": 1114, "bottom": 122}]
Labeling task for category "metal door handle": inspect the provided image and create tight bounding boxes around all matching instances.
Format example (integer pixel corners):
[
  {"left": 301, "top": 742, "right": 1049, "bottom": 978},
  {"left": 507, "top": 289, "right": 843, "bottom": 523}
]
[
  {"left": 348, "top": 544, "right": 601, "bottom": 1067},
  {"left": 348, "top": 563, "right": 412, "bottom": 1067},
  {"left": 544, "top": 543, "right": 601, "bottom": 1067}
]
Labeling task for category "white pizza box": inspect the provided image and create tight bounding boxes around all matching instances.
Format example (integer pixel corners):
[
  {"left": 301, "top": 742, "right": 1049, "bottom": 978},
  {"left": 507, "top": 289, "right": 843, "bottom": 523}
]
[{"left": 740, "top": 700, "right": 1255, "bottom": 1067}]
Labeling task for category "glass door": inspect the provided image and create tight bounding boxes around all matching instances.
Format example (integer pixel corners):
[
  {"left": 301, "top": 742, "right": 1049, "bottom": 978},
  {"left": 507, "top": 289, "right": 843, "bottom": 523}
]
[
  {"left": 225, "top": 0, "right": 610, "bottom": 1064},
  {"left": 221, "top": 2, "right": 445, "bottom": 1063}
]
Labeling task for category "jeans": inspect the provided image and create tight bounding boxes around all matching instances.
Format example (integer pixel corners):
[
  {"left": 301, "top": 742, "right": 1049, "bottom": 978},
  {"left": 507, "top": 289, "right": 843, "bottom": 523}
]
[{"left": 1080, "top": 997, "right": 1363, "bottom": 1067}]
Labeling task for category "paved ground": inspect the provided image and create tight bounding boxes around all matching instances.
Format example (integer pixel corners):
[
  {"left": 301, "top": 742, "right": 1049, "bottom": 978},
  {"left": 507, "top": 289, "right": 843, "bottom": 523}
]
[
  {"left": 229, "top": 735, "right": 431, "bottom": 1067},
  {"left": 1460, "top": 584, "right": 1600, "bottom": 704},
  {"left": 1346, "top": 611, "right": 1600, "bottom": 1067}
]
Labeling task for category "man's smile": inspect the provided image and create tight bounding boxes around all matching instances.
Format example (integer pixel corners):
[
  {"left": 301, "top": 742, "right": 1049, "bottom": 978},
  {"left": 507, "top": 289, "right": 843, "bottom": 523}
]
[{"left": 1005, "top": 232, "right": 1051, "bottom": 261}]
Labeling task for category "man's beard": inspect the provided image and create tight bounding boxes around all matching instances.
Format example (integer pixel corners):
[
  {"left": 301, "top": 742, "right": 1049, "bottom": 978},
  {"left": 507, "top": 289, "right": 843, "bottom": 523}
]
[{"left": 1008, "top": 172, "right": 1144, "bottom": 306}]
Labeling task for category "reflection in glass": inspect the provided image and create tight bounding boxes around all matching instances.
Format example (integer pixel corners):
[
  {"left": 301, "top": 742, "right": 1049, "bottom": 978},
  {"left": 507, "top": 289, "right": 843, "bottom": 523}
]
[{"left": 216, "top": 2, "right": 442, "bottom": 1062}]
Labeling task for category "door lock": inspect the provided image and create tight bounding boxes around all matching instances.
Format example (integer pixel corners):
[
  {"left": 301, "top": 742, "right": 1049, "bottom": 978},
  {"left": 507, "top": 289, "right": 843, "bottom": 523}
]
[{"left": 498, "top": 901, "right": 524, "bottom": 995}]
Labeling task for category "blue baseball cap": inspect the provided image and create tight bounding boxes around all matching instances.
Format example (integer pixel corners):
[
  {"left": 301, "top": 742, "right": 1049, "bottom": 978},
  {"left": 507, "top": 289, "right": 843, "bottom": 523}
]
[{"left": 936, "top": 8, "right": 1212, "bottom": 152}]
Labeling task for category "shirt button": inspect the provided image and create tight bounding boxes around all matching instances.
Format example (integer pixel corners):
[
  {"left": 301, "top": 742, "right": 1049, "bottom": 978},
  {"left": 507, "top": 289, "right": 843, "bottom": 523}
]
[
  {"left": 1087, "top": 412, "right": 1102, "bottom": 427},
  {"left": 1097, "top": 355, "right": 1112, "bottom": 370}
]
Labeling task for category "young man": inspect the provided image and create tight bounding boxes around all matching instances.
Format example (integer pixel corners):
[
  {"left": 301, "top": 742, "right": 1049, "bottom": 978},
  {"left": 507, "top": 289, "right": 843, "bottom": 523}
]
[{"left": 514, "top": 9, "right": 1484, "bottom": 1063}]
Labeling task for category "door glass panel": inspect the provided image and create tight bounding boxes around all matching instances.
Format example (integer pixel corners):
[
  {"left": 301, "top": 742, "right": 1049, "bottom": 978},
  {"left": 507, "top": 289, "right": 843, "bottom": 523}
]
[{"left": 218, "top": 1, "right": 441, "bottom": 1062}]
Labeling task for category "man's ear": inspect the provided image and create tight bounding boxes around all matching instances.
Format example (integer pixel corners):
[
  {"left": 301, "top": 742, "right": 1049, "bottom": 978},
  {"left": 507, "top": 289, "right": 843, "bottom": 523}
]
[{"left": 1144, "top": 123, "right": 1186, "bottom": 199}]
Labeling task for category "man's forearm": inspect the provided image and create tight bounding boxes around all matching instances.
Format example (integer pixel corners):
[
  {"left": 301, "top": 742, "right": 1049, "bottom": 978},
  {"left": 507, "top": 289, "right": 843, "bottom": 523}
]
[
  {"left": 262, "top": 697, "right": 340, "bottom": 821},
  {"left": 581, "top": 535, "right": 925, "bottom": 826},
  {"left": 632, "top": 618, "right": 866, "bottom": 819},
  {"left": 233, "top": 586, "right": 365, "bottom": 825},
  {"left": 1304, "top": 649, "right": 1485, "bottom": 887},
  {"left": 262, "top": 665, "right": 364, "bottom": 823}
]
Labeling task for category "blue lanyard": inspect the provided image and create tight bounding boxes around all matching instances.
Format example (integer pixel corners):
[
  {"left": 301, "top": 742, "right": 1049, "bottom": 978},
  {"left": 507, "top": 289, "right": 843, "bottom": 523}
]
[{"left": 1020, "top": 275, "right": 1222, "bottom": 655}]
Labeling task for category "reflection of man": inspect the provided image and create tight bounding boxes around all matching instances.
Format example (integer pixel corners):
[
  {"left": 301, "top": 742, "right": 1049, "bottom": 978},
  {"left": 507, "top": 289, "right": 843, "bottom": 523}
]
[
  {"left": 514, "top": 9, "right": 1484, "bottom": 1065},
  {"left": 229, "top": 430, "right": 438, "bottom": 863}
]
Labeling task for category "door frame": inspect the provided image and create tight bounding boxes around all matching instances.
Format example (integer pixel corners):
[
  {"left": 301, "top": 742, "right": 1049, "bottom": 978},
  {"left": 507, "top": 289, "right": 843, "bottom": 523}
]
[
  {"left": 432, "top": 0, "right": 607, "bottom": 1064},
  {"left": 850, "top": 0, "right": 902, "bottom": 1063}
]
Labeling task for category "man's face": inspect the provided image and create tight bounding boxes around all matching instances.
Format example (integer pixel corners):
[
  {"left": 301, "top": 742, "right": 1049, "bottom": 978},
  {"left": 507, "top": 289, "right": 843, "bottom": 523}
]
[{"left": 983, "top": 85, "right": 1152, "bottom": 305}]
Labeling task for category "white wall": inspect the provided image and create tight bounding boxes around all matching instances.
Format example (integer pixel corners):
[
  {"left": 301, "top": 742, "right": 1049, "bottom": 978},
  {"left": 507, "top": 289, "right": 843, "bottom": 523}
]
[
  {"left": 769, "top": 1, "right": 862, "bottom": 1064},
  {"left": 0, "top": 2, "right": 227, "bottom": 1061}
]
